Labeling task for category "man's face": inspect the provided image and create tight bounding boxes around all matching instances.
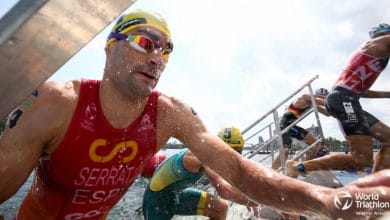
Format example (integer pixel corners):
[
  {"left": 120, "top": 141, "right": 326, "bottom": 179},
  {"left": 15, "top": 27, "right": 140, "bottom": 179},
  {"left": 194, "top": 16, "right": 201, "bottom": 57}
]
[{"left": 108, "top": 26, "right": 173, "bottom": 97}]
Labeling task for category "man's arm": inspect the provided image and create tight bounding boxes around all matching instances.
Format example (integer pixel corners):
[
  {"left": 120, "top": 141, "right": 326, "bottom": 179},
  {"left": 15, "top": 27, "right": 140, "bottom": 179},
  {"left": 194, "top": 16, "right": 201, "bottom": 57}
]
[
  {"left": 293, "top": 94, "right": 312, "bottom": 109},
  {"left": 159, "top": 94, "right": 390, "bottom": 218},
  {"left": 0, "top": 81, "right": 72, "bottom": 203},
  {"left": 204, "top": 166, "right": 259, "bottom": 208},
  {"left": 314, "top": 96, "right": 331, "bottom": 116},
  {"left": 158, "top": 94, "right": 331, "bottom": 217},
  {"left": 299, "top": 94, "right": 330, "bottom": 116},
  {"left": 361, "top": 90, "right": 390, "bottom": 98},
  {"left": 325, "top": 169, "right": 390, "bottom": 219}
]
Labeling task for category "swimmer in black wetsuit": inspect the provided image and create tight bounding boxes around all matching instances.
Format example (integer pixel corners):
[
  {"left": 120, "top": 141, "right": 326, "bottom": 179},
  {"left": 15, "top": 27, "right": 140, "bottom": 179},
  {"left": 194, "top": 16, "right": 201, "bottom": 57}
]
[{"left": 271, "top": 88, "right": 330, "bottom": 170}]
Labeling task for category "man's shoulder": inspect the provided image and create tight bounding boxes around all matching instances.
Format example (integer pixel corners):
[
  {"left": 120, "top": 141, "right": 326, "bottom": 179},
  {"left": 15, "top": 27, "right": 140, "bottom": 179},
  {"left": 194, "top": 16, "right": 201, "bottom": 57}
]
[
  {"left": 156, "top": 92, "right": 187, "bottom": 109},
  {"left": 33, "top": 79, "right": 82, "bottom": 116},
  {"left": 292, "top": 94, "right": 311, "bottom": 107},
  {"left": 40, "top": 79, "right": 81, "bottom": 99},
  {"left": 6, "top": 80, "right": 82, "bottom": 149},
  {"left": 361, "top": 35, "right": 390, "bottom": 58},
  {"left": 155, "top": 91, "right": 202, "bottom": 134}
]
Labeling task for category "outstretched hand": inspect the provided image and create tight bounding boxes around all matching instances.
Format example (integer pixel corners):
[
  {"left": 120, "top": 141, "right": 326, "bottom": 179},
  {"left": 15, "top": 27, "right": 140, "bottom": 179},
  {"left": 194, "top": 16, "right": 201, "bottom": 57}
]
[
  {"left": 347, "top": 169, "right": 390, "bottom": 187},
  {"left": 326, "top": 169, "right": 390, "bottom": 219}
]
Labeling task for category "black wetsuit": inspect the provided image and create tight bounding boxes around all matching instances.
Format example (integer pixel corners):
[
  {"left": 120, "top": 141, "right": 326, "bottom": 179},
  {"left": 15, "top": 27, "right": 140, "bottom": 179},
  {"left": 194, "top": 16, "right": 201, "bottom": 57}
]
[{"left": 280, "top": 104, "right": 310, "bottom": 148}]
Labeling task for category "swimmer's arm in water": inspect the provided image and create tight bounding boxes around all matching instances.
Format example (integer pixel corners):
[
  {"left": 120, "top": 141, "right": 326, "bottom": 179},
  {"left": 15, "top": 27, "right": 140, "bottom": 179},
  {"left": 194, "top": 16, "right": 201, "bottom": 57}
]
[{"left": 0, "top": 80, "right": 78, "bottom": 203}]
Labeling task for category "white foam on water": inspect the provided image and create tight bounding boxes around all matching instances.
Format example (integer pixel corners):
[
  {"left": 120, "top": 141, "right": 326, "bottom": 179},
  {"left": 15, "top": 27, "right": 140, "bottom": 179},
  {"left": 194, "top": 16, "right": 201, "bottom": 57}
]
[{"left": 172, "top": 203, "right": 258, "bottom": 220}]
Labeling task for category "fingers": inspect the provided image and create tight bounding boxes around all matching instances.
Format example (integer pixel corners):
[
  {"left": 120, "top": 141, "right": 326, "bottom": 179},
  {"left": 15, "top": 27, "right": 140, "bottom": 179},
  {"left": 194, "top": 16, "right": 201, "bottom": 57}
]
[{"left": 347, "top": 169, "right": 390, "bottom": 187}]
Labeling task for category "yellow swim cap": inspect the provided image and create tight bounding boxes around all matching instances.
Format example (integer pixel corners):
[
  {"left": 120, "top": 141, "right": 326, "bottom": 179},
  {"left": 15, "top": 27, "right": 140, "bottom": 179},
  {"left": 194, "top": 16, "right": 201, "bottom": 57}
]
[
  {"left": 106, "top": 9, "right": 171, "bottom": 46},
  {"left": 217, "top": 126, "right": 244, "bottom": 152}
]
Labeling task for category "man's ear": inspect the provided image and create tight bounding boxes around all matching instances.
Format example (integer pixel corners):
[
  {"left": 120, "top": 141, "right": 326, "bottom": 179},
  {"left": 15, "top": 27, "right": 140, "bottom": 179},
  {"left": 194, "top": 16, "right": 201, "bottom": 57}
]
[{"left": 105, "top": 44, "right": 112, "bottom": 54}]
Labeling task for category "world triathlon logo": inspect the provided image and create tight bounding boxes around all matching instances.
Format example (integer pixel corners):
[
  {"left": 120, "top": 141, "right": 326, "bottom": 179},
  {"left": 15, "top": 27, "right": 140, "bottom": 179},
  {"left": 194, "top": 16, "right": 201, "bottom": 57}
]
[{"left": 334, "top": 191, "right": 354, "bottom": 210}]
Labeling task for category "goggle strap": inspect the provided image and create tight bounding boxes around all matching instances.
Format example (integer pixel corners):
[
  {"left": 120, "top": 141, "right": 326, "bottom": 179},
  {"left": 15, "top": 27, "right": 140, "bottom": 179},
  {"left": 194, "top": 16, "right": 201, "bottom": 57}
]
[{"left": 107, "top": 32, "right": 128, "bottom": 40}]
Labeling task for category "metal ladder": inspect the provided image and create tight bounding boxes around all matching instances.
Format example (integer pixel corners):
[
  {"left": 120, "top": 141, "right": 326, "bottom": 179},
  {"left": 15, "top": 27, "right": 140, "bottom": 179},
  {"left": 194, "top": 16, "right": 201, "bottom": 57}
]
[
  {"left": 241, "top": 74, "right": 325, "bottom": 172},
  {"left": 200, "top": 74, "right": 325, "bottom": 192}
]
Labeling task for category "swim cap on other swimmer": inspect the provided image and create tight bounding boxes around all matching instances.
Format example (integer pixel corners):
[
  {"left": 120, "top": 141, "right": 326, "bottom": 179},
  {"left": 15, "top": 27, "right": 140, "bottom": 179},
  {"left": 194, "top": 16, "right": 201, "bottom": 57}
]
[
  {"left": 315, "top": 88, "right": 329, "bottom": 97},
  {"left": 369, "top": 23, "right": 390, "bottom": 38},
  {"left": 106, "top": 9, "right": 171, "bottom": 46},
  {"left": 217, "top": 126, "right": 244, "bottom": 153}
]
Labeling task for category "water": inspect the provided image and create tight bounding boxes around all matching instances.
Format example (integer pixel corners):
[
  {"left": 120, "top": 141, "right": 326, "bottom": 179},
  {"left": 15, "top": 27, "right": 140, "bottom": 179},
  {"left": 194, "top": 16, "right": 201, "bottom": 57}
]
[
  {"left": 331, "top": 170, "right": 367, "bottom": 186},
  {"left": 0, "top": 150, "right": 274, "bottom": 219},
  {"left": 0, "top": 174, "right": 148, "bottom": 220}
]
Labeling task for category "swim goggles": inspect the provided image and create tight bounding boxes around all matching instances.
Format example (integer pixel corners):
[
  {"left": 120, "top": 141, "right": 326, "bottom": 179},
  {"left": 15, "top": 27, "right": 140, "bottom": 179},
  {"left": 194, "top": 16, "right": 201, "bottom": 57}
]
[{"left": 108, "top": 32, "right": 173, "bottom": 62}]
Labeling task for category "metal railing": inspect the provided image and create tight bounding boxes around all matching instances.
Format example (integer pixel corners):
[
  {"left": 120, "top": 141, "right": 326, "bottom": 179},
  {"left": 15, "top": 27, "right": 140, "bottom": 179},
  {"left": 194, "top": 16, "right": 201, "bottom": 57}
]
[
  {"left": 199, "top": 75, "right": 325, "bottom": 194},
  {"left": 241, "top": 74, "right": 324, "bottom": 172}
]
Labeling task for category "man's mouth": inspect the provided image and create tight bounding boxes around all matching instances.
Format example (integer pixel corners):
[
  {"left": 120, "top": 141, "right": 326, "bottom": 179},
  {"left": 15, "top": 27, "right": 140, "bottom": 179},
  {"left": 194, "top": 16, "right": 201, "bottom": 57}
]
[{"left": 139, "top": 71, "right": 157, "bottom": 80}]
